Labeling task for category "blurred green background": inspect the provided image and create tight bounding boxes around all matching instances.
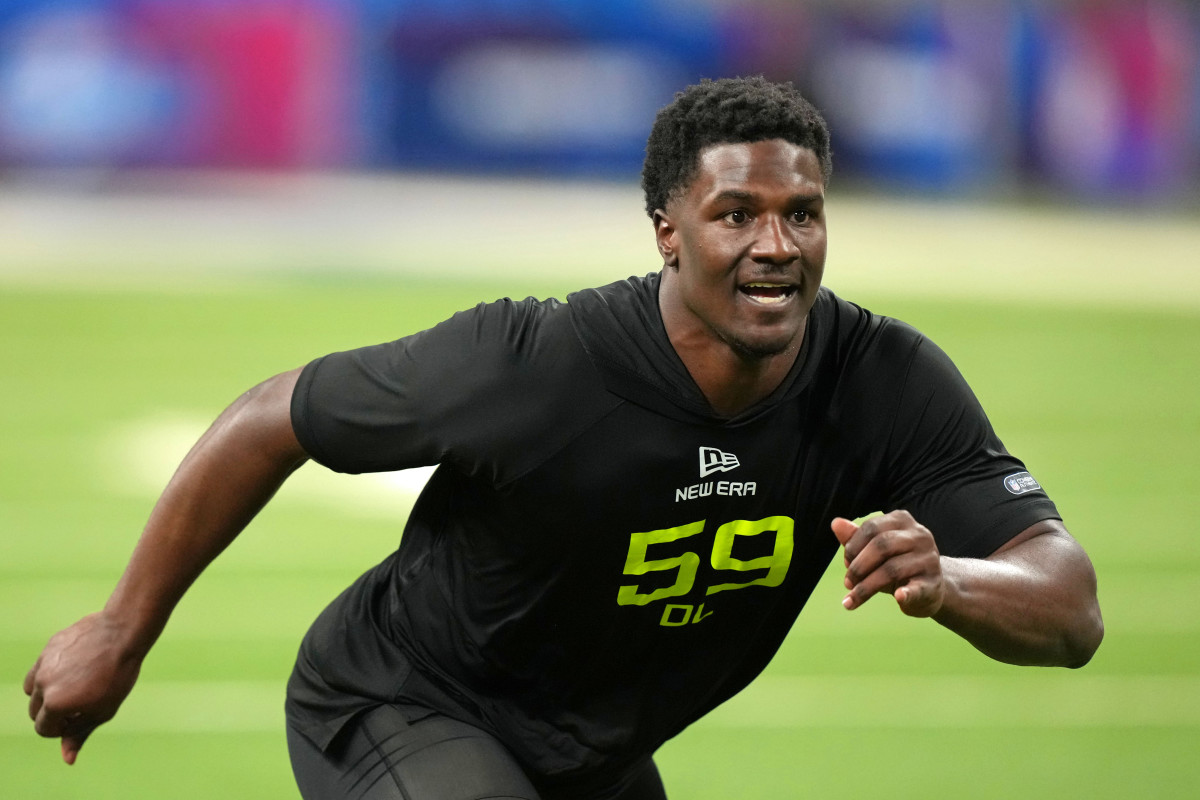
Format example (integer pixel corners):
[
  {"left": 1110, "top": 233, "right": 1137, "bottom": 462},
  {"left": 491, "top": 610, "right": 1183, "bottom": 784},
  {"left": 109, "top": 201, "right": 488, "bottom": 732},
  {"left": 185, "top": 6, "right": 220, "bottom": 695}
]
[{"left": 1, "top": 180, "right": 1197, "bottom": 798}]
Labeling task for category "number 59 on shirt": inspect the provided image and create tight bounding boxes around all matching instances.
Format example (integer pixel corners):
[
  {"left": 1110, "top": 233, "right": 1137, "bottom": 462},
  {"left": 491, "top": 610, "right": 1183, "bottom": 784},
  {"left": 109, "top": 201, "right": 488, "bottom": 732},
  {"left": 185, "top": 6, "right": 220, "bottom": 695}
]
[{"left": 616, "top": 516, "right": 795, "bottom": 607}]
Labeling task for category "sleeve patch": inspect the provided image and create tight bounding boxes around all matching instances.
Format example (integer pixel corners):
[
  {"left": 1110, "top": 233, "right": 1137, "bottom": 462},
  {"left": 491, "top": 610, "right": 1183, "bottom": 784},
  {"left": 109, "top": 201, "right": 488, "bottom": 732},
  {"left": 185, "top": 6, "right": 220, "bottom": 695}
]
[{"left": 1003, "top": 471, "right": 1042, "bottom": 495}]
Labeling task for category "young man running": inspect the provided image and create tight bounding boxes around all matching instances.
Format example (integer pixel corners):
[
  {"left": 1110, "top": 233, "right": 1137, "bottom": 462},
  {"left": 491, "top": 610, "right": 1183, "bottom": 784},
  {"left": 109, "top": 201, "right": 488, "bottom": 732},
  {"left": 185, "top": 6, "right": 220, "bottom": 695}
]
[{"left": 26, "top": 77, "right": 1102, "bottom": 799}]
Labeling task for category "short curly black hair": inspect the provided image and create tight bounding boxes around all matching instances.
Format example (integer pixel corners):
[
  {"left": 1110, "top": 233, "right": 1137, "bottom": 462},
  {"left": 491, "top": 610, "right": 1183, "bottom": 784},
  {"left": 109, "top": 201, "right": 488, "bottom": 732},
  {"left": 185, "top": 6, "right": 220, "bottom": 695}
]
[{"left": 641, "top": 76, "right": 832, "bottom": 218}]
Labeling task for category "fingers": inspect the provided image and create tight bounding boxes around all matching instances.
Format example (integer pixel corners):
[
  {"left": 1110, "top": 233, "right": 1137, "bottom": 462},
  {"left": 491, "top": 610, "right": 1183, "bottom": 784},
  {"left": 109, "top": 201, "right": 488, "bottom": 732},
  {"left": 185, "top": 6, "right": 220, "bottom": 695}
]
[
  {"left": 24, "top": 613, "right": 142, "bottom": 766},
  {"left": 835, "top": 512, "right": 915, "bottom": 564},
  {"left": 28, "top": 682, "right": 44, "bottom": 724},
  {"left": 33, "top": 695, "right": 65, "bottom": 738},
  {"left": 31, "top": 683, "right": 98, "bottom": 765},
  {"left": 843, "top": 551, "right": 935, "bottom": 612},
  {"left": 831, "top": 511, "right": 943, "bottom": 616},
  {"left": 24, "top": 658, "right": 40, "bottom": 697},
  {"left": 62, "top": 726, "right": 95, "bottom": 765},
  {"left": 27, "top": 658, "right": 55, "bottom": 731},
  {"left": 830, "top": 517, "right": 858, "bottom": 548},
  {"left": 893, "top": 576, "right": 942, "bottom": 616}
]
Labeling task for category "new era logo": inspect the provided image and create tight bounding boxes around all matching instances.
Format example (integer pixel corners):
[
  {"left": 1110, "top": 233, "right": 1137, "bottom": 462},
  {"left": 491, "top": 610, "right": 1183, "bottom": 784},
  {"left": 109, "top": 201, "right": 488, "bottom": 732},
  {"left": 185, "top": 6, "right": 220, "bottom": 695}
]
[{"left": 699, "top": 447, "right": 740, "bottom": 478}]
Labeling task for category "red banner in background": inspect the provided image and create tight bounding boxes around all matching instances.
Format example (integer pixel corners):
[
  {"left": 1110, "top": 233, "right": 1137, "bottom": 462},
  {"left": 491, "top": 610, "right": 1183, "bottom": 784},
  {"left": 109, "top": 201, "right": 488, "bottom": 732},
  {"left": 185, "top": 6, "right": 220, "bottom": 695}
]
[
  {"left": 128, "top": 0, "right": 358, "bottom": 168},
  {"left": 1029, "top": 1, "right": 1197, "bottom": 198},
  {"left": 0, "top": 0, "right": 356, "bottom": 168}
]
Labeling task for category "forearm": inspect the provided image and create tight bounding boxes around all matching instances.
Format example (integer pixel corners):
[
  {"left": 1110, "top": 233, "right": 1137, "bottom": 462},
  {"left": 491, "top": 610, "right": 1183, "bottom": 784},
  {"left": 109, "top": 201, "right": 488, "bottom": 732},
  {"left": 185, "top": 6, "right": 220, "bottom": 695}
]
[
  {"left": 933, "top": 527, "right": 1103, "bottom": 668},
  {"left": 101, "top": 369, "right": 308, "bottom": 656}
]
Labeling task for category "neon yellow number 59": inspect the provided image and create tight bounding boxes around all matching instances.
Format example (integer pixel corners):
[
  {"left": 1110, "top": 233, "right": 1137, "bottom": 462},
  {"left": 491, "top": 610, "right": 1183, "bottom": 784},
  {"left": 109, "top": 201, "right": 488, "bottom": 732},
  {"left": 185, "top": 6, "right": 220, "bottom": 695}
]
[
  {"left": 706, "top": 516, "right": 794, "bottom": 595},
  {"left": 616, "top": 521, "right": 705, "bottom": 606},
  {"left": 617, "top": 516, "right": 794, "bottom": 606}
]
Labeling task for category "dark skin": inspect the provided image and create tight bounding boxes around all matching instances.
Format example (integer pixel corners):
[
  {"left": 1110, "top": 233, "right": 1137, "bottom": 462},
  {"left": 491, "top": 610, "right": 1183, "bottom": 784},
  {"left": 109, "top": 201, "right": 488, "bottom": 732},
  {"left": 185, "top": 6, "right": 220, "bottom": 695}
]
[
  {"left": 26, "top": 139, "right": 1102, "bottom": 766},
  {"left": 832, "top": 513, "right": 1102, "bottom": 667},
  {"left": 655, "top": 140, "right": 827, "bottom": 416},
  {"left": 24, "top": 369, "right": 308, "bottom": 764},
  {"left": 655, "top": 139, "right": 1102, "bottom": 664}
]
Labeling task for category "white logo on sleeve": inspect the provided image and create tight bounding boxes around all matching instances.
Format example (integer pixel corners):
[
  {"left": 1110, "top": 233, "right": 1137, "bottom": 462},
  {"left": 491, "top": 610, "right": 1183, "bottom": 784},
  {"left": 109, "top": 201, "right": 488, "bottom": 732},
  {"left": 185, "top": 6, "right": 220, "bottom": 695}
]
[
  {"left": 699, "top": 447, "right": 740, "bottom": 477},
  {"left": 1003, "top": 471, "right": 1042, "bottom": 495}
]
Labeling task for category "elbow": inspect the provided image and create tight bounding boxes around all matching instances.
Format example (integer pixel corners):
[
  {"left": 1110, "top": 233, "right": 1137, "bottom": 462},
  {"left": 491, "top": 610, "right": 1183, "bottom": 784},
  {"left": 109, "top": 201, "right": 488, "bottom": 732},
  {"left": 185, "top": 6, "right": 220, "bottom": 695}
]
[
  {"left": 1062, "top": 601, "right": 1105, "bottom": 669},
  {"left": 1053, "top": 532, "right": 1105, "bottom": 669}
]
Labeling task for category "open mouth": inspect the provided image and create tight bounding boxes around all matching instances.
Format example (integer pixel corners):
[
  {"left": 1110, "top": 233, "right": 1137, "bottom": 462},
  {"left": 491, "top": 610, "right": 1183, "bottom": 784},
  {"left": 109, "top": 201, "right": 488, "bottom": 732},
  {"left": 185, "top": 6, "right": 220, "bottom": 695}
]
[{"left": 739, "top": 282, "right": 797, "bottom": 305}]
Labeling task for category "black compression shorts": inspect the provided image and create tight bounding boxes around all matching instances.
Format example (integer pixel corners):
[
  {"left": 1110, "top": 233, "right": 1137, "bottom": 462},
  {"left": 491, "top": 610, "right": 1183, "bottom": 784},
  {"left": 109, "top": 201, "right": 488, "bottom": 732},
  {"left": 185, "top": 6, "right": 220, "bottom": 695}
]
[{"left": 286, "top": 703, "right": 668, "bottom": 800}]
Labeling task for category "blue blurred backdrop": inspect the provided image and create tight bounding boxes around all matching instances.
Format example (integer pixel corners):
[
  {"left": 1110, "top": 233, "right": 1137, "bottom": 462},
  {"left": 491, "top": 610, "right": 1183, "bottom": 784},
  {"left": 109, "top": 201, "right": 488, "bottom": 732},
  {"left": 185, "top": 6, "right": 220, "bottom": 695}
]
[{"left": 0, "top": 0, "right": 1196, "bottom": 202}]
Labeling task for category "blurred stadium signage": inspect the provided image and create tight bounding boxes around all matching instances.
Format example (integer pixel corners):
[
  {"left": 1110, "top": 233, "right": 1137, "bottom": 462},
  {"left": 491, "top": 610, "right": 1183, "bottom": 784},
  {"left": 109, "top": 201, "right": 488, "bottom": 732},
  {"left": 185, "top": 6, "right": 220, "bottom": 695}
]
[{"left": 0, "top": 0, "right": 1195, "bottom": 201}]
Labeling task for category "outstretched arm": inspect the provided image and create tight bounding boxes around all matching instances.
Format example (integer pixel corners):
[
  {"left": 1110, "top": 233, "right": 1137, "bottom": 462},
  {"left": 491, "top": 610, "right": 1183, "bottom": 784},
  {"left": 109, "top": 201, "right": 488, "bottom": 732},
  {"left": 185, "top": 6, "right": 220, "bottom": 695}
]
[
  {"left": 831, "top": 512, "right": 1103, "bottom": 668},
  {"left": 25, "top": 368, "right": 308, "bottom": 763}
]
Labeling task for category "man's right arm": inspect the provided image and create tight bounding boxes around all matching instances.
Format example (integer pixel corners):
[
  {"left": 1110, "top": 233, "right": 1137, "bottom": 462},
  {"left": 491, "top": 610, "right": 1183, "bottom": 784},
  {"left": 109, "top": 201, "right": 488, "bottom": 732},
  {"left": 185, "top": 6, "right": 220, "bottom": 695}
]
[{"left": 24, "top": 368, "right": 309, "bottom": 764}]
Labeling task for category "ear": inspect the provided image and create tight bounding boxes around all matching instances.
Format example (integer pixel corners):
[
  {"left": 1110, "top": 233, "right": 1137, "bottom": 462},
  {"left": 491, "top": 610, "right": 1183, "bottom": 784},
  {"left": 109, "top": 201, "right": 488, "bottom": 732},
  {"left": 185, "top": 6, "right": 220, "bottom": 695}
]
[{"left": 652, "top": 209, "right": 678, "bottom": 268}]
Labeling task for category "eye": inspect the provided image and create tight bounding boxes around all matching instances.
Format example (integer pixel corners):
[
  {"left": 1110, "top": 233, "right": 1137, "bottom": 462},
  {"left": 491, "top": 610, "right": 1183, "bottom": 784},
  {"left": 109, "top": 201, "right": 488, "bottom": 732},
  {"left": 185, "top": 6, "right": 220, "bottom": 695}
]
[
  {"left": 723, "top": 209, "right": 750, "bottom": 225},
  {"left": 790, "top": 209, "right": 810, "bottom": 224}
]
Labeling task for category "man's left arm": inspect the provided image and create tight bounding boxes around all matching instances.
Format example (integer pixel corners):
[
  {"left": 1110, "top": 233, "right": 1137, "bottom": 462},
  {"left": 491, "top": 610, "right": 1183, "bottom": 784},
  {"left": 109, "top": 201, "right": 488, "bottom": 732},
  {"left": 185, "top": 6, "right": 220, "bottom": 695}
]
[{"left": 831, "top": 512, "right": 1103, "bottom": 668}]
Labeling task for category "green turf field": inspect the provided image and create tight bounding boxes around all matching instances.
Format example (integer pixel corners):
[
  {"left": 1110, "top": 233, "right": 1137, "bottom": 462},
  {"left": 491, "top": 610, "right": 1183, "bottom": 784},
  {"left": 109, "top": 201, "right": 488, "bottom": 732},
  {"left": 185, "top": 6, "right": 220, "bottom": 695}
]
[{"left": 2, "top": 185, "right": 1198, "bottom": 798}]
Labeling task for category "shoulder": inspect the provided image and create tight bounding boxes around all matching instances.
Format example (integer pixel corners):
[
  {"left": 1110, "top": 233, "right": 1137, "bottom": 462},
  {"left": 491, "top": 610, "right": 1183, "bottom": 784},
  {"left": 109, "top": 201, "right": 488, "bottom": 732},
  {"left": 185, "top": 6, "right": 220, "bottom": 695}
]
[
  {"left": 294, "top": 290, "right": 617, "bottom": 481},
  {"left": 409, "top": 292, "right": 597, "bottom": 397},
  {"left": 806, "top": 290, "right": 979, "bottom": 450},
  {"left": 812, "top": 288, "right": 930, "bottom": 381},
  {"left": 387, "top": 292, "right": 589, "bottom": 390},
  {"left": 566, "top": 273, "right": 658, "bottom": 328},
  {"left": 423, "top": 293, "right": 572, "bottom": 351},
  {"left": 427, "top": 293, "right": 620, "bottom": 483}
]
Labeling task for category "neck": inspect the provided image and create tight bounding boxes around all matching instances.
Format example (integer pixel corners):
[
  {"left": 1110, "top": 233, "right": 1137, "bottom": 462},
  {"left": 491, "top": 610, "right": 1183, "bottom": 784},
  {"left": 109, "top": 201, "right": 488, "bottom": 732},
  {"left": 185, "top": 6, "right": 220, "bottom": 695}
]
[{"left": 660, "top": 292, "right": 805, "bottom": 417}]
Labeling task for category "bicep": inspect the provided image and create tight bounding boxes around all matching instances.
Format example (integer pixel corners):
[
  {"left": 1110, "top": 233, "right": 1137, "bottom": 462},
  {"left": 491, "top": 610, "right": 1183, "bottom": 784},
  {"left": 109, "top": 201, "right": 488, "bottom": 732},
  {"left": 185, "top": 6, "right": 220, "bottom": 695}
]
[
  {"left": 988, "top": 519, "right": 1096, "bottom": 594},
  {"left": 250, "top": 367, "right": 310, "bottom": 465},
  {"left": 991, "top": 518, "right": 1066, "bottom": 555},
  {"left": 198, "top": 368, "right": 309, "bottom": 472}
]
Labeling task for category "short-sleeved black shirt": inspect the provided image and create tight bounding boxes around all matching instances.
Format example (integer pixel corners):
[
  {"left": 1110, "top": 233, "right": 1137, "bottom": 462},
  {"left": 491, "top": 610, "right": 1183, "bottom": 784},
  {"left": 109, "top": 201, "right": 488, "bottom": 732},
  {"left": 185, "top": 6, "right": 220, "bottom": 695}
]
[{"left": 286, "top": 274, "right": 1058, "bottom": 786}]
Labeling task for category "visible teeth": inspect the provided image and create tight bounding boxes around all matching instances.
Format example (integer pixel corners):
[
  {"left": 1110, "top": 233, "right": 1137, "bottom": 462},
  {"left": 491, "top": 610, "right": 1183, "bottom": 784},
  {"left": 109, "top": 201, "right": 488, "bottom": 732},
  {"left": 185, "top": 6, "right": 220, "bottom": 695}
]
[{"left": 741, "top": 282, "right": 793, "bottom": 305}]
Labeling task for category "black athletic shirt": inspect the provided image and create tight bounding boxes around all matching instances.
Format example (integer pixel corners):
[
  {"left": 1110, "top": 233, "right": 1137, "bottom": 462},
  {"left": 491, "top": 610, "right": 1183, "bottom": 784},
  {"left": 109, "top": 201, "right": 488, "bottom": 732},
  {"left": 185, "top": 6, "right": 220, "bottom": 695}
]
[{"left": 286, "top": 273, "right": 1059, "bottom": 788}]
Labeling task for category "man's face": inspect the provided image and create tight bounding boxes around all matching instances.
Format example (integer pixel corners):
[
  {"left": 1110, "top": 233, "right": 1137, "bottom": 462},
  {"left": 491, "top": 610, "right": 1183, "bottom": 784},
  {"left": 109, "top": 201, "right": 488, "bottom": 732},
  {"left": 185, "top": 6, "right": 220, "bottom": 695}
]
[{"left": 656, "top": 139, "right": 827, "bottom": 360}]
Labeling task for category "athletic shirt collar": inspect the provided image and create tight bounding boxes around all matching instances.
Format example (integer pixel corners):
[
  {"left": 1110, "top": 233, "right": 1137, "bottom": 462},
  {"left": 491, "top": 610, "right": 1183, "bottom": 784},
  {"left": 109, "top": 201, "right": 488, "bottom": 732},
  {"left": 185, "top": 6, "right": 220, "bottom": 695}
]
[{"left": 567, "top": 272, "right": 827, "bottom": 424}]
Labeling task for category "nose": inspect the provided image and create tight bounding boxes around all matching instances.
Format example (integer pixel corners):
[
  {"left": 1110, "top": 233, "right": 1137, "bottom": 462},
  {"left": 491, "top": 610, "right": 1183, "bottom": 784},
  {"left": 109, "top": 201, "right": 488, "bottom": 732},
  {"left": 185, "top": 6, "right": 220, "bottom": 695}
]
[{"left": 749, "top": 215, "right": 800, "bottom": 264}]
